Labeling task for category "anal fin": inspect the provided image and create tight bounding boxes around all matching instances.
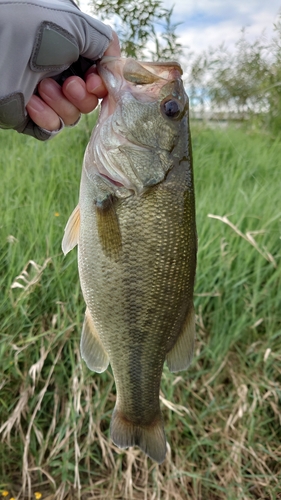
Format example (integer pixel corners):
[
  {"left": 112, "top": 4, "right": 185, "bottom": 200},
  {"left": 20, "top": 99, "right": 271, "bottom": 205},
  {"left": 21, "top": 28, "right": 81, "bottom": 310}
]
[
  {"left": 80, "top": 308, "right": 109, "bottom": 373},
  {"left": 166, "top": 305, "right": 195, "bottom": 373}
]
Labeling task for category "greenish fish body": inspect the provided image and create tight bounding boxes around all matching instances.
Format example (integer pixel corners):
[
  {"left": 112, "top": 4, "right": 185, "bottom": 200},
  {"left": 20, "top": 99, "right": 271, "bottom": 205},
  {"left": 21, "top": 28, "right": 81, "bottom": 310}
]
[{"left": 62, "top": 57, "right": 197, "bottom": 463}]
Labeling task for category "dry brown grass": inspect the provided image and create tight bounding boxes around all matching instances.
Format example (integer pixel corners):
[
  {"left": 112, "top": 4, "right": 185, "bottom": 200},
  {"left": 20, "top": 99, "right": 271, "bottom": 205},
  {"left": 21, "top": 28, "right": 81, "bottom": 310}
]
[
  {"left": 1, "top": 308, "right": 280, "bottom": 500},
  {"left": 1, "top": 123, "right": 280, "bottom": 499}
]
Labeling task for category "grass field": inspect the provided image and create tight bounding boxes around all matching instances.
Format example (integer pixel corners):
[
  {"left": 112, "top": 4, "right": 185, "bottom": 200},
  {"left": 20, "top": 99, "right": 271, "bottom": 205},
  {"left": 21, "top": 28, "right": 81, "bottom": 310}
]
[{"left": 0, "top": 116, "right": 280, "bottom": 500}]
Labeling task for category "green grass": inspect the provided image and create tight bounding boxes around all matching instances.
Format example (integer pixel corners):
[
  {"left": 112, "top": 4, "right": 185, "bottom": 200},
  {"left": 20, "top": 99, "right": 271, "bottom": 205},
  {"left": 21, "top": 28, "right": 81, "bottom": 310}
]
[{"left": 0, "top": 118, "right": 280, "bottom": 499}]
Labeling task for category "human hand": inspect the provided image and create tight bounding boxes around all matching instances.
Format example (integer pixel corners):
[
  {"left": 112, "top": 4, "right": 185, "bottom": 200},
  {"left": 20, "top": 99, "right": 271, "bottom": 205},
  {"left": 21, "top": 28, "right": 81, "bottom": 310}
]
[
  {"left": 0, "top": 0, "right": 120, "bottom": 140},
  {"left": 26, "top": 31, "right": 120, "bottom": 132}
]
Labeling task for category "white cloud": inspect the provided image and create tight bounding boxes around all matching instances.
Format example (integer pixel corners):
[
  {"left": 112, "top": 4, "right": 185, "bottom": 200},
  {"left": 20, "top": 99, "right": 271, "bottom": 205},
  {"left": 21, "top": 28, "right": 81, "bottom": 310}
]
[
  {"left": 79, "top": 0, "right": 281, "bottom": 55},
  {"left": 173, "top": 0, "right": 280, "bottom": 54}
]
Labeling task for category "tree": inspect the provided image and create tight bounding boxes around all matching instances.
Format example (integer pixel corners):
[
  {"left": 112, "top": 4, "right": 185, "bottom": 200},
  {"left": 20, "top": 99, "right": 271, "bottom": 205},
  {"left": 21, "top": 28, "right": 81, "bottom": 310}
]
[
  {"left": 186, "top": 15, "right": 281, "bottom": 133},
  {"left": 90, "top": 0, "right": 183, "bottom": 60},
  {"left": 264, "top": 16, "right": 281, "bottom": 133},
  {"left": 188, "top": 34, "right": 270, "bottom": 119}
]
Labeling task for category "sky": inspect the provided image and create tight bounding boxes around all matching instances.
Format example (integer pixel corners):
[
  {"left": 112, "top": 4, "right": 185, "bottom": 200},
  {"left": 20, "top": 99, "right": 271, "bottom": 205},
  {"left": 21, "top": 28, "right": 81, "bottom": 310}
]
[{"left": 79, "top": 0, "right": 281, "bottom": 56}]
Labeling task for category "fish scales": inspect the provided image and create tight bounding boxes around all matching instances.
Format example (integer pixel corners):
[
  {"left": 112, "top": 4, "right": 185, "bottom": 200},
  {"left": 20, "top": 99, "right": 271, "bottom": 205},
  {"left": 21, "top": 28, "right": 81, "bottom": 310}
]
[{"left": 62, "top": 57, "right": 197, "bottom": 463}]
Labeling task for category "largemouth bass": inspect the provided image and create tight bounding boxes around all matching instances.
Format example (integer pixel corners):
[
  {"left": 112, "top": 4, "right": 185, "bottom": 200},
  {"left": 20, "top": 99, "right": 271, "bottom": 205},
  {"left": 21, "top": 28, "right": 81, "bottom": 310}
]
[{"left": 62, "top": 57, "right": 197, "bottom": 464}]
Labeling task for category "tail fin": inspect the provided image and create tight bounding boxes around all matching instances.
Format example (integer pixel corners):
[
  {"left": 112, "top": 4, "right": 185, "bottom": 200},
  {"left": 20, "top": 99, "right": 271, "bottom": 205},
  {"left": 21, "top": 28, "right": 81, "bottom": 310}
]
[{"left": 110, "top": 407, "right": 167, "bottom": 463}]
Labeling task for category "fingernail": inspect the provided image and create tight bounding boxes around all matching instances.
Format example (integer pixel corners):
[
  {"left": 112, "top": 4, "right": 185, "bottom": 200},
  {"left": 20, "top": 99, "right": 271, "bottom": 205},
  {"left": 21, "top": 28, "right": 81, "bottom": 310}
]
[
  {"left": 27, "top": 95, "right": 45, "bottom": 112},
  {"left": 39, "top": 78, "right": 61, "bottom": 100},
  {"left": 86, "top": 73, "right": 103, "bottom": 94},
  {"left": 65, "top": 80, "right": 86, "bottom": 100}
]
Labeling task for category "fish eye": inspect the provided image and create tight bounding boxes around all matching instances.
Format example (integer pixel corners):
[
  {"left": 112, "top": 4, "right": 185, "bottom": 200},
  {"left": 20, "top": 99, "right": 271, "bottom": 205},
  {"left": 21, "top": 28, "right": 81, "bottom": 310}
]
[{"left": 161, "top": 99, "right": 181, "bottom": 118}]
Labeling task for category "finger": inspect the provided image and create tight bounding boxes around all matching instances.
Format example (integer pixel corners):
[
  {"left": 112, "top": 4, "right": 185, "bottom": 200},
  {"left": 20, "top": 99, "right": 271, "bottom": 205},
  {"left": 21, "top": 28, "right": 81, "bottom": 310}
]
[
  {"left": 85, "top": 71, "right": 108, "bottom": 98},
  {"left": 26, "top": 29, "right": 121, "bottom": 132},
  {"left": 85, "top": 31, "right": 121, "bottom": 96},
  {"left": 62, "top": 77, "right": 99, "bottom": 113},
  {"left": 38, "top": 78, "right": 81, "bottom": 125},
  {"left": 64, "top": 30, "right": 121, "bottom": 106},
  {"left": 104, "top": 30, "right": 121, "bottom": 57},
  {"left": 26, "top": 95, "right": 61, "bottom": 131}
]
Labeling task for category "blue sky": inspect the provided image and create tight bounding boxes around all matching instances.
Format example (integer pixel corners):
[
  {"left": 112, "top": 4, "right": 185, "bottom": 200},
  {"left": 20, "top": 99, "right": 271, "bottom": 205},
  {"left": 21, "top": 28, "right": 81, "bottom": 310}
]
[
  {"left": 80, "top": 0, "right": 281, "bottom": 55},
  {"left": 168, "top": 0, "right": 281, "bottom": 54}
]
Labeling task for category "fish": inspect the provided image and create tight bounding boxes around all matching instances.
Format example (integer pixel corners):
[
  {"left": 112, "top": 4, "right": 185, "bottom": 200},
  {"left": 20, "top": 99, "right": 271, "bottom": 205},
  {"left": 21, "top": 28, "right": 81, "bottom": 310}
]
[{"left": 62, "top": 57, "right": 197, "bottom": 464}]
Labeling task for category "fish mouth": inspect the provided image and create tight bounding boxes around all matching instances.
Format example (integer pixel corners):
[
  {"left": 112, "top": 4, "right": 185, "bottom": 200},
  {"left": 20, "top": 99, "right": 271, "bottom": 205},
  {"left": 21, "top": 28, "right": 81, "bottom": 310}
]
[
  {"left": 97, "top": 57, "right": 183, "bottom": 102},
  {"left": 98, "top": 57, "right": 183, "bottom": 80}
]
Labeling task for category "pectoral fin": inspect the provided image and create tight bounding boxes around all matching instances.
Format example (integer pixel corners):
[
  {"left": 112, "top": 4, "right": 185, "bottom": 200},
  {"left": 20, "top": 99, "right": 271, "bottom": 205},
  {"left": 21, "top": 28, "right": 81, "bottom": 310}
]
[
  {"left": 95, "top": 196, "right": 122, "bottom": 260},
  {"left": 80, "top": 308, "right": 109, "bottom": 373},
  {"left": 166, "top": 306, "right": 195, "bottom": 372},
  {"left": 62, "top": 204, "right": 80, "bottom": 255}
]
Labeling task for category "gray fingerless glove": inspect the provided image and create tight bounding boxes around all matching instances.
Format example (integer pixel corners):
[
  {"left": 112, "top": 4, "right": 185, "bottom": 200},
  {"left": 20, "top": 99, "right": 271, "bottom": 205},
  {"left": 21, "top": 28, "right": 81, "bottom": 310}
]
[{"left": 0, "top": 0, "right": 113, "bottom": 140}]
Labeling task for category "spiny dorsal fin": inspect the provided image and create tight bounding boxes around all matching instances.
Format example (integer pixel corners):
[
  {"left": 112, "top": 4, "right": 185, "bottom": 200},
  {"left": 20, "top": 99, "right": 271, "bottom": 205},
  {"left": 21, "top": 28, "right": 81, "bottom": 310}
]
[
  {"left": 80, "top": 308, "right": 109, "bottom": 373},
  {"left": 62, "top": 204, "right": 80, "bottom": 255},
  {"left": 166, "top": 305, "right": 195, "bottom": 373}
]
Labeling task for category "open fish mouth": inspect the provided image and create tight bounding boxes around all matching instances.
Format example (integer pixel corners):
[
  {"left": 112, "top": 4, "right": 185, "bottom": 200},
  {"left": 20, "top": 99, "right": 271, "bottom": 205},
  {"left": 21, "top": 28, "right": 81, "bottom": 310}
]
[{"left": 98, "top": 57, "right": 183, "bottom": 82}]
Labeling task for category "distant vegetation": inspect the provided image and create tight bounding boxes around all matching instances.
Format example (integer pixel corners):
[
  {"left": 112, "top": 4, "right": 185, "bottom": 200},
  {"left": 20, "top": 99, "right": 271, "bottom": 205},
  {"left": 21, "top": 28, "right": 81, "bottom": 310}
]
[{"left": 187, "top": 15, "right": 281, "bottom": 135}]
